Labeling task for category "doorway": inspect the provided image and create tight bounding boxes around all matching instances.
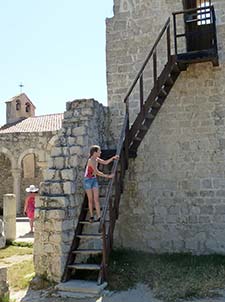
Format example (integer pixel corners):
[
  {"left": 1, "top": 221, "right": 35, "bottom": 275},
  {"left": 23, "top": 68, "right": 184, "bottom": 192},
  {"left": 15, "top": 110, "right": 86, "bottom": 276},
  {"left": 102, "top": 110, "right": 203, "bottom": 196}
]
[{"left": 183, "top": 0, "right": 213, "bottom": 52}]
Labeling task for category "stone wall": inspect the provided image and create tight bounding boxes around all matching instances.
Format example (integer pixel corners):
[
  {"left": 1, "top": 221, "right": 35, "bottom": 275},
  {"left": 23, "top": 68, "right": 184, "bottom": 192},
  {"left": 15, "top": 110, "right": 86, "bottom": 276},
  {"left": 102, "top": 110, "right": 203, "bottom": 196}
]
[
  {"left": 107, "top": 0, "right": 225, "bottom": 254},
  {"left": 106, "top": 0, "right": 183, "bottom": 138},
  {"left": 0, "top": 267, "right": 8, "bottom": 299},
  {"left": 0, "top": 154, "right": 13, "bottom": 213},
  {"left": 0, "top": 219, "right": 6, "bottom": 249},
  {"left": 34, "top": 99, "right": 110, "bottom": 282}
]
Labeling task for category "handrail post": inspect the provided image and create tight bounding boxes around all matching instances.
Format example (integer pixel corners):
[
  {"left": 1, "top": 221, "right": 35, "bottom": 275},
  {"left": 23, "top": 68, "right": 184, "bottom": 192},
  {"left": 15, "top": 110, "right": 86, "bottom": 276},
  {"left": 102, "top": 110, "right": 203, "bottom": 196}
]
[
  {"left": 102, "top": 224, "right": 108, "bottom": 282},
  {"left": 153, "top": 50, "right": 157, "bottom": 86},
  {"left": 167, "top": 22, "right": 171, "bottom": 62},
  {"left": 173, "top": 13, "right": 178, "bottom": 56},
  {"left": 212, "top": 6, "right": 218, "bottom": 53},
  {"left": 139, "top": 74, "right": 144, "bottom": 110},
  {"left": 109, "top": 198, "right": 114, "bottom": 251},
  {"left": 124, "top": 117, "right": 129, "bottom": 169}
]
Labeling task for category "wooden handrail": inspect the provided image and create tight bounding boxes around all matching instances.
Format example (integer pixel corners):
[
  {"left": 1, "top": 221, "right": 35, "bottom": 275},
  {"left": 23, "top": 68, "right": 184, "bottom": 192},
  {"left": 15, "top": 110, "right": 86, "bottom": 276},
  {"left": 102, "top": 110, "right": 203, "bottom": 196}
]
[
  {"left": 124, "top": 17, "right": 170, "bottom": 103},
  {"left": 98, "top": 18, "right": 172, "bottom": 282},
  {"left": 99, "top": 113, "right": 128, "bottom": 233}
]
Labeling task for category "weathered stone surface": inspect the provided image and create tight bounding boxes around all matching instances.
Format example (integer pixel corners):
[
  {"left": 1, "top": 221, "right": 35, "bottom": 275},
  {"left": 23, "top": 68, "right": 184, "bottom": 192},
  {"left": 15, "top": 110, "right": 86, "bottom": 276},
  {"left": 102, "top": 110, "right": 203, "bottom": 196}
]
[
  {"left": 34, "top": 99, "right": 111, "bottom": 281},
  {"left": 108, "top": 0, "right": 225, "bottom": 255}
]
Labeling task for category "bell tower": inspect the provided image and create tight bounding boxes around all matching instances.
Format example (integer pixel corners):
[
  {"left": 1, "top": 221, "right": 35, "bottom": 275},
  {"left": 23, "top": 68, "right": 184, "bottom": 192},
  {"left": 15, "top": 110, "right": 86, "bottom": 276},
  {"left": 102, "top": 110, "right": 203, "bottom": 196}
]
[{"left": 5, "top": 93, "right": 36, "bottom": 124}]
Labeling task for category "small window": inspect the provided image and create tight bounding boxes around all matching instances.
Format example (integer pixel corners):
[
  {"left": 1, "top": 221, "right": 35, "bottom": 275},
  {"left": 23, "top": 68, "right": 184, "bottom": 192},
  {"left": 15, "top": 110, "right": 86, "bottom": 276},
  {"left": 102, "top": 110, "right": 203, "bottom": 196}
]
[
  {"left": 197, "top": 0, "right": 211, "bottom": 25},
  {"left": 16, "top": 99, "right": 21, "bottom": 111},
  {"left": 25, "top": 102, "right": 30, "bottom": 113}
]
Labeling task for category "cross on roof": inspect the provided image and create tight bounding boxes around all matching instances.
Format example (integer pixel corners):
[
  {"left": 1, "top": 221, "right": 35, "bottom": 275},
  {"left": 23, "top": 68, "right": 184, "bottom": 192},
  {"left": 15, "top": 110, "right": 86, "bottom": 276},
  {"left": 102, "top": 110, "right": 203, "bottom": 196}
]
[{"left": 19, "top": 82, "right": 24, "bottom": 93}]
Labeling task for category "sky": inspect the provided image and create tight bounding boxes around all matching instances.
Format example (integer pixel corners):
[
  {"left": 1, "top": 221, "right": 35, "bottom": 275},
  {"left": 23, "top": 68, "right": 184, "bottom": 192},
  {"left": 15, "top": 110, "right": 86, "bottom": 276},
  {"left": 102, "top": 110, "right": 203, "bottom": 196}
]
[{"left": 0, "top": 1, "right": 114, "bottom": 126}]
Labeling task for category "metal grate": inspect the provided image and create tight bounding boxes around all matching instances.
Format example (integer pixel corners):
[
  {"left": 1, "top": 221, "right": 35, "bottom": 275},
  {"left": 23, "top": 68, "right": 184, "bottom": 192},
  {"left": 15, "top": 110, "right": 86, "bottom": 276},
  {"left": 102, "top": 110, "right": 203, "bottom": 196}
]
[{"left": 197, "top": 0, "right": 212, "bottom": 25}]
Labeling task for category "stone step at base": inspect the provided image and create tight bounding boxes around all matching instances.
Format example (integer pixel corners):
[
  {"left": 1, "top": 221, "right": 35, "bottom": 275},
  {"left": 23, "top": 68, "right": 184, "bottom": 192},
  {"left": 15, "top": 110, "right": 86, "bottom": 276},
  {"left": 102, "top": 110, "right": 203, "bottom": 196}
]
[
  {"left": 56, "top": 290, "right": 98, "bottom": 299},
  {"left": 55, "top": 279, "right": 107, "bottom": 295}
]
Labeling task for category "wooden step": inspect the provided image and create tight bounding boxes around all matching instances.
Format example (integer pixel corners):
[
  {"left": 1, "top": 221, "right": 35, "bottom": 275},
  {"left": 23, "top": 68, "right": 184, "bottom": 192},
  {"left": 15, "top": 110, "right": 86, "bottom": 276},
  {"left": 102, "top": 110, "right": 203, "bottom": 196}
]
[
  {"left": 158, "top": 87, "right": 167, "bottom": 97},
  {"left": 76, "top": 234, "right": 102, "bottom": 239},
  {"left": 133, "top": 136, "right": 142, "bottom": 142},
  {"left": 72, "top": 249, "right": 102, "bottom": 255},
  {"left": 140, "top": 124, "right": 148, "bottom": 131},
  {"left": 79, "top": 220, "right": 109, "bottom": 225},
  {"left": 79, "top": 220, "right": 100, "bottom": 225},
  {"left": 68, "top": 264, "right": 101, "bottom": 270},
  {"left": 171, "top": 63, "right": 180, "bottom": 74},
  {"left": 145, "top": 111, "right": 155, "bottom": 120},
  {"left": 165, "top": 75, "right": 174, "bottom": 87},
  {"left": 84, "top": 206, "right": 109, "bottom": 212},
  {"left": 145, "top": 108, "right": 158, "bottom": 120},
  {"left": 151, "top": 100, "right": 161, "bottom": 108}
]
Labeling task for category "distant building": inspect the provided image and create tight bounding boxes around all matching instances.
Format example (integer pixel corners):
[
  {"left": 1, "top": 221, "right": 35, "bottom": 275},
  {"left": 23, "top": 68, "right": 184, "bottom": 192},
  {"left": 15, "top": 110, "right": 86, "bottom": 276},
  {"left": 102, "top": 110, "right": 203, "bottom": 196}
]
[{"left": 0, "top": 93, "right": 63, "bottom": 213}]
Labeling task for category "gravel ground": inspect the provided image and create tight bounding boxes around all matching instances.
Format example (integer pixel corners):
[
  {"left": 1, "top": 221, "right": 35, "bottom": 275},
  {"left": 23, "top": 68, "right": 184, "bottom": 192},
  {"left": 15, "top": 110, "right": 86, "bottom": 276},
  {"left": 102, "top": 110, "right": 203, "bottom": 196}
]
[
  {"left": 12, "top": 284, "right": 161, "bottom": 302},
  {"left": 11, "top": 283, "right": 225, "bottom": 302}
]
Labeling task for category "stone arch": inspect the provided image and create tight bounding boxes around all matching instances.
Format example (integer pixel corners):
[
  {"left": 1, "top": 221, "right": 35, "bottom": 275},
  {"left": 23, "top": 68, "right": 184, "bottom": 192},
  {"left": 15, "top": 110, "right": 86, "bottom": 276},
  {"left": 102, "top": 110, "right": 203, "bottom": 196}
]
[
  {"left": 18, "top": 148, "right": 40, "bottom": 169},
  {"left": 0, "top": 147, "right": 16, "bottom": 169},
  {"left": 0, "top": 147, "right": 15, "bottom": 214},
  {"left": 18, "top": 148, "right": 43, "bottom": 213},
  {"left": 45, "top": 134, "right": 59, "bottom": 164}
]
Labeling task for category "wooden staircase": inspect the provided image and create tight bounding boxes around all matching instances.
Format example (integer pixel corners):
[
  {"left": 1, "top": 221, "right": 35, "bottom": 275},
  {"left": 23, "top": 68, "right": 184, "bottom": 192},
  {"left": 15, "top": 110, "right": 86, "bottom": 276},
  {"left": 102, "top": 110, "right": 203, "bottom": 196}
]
[{"left": 60, "top": 8, "right": 218, "bottom": 291}]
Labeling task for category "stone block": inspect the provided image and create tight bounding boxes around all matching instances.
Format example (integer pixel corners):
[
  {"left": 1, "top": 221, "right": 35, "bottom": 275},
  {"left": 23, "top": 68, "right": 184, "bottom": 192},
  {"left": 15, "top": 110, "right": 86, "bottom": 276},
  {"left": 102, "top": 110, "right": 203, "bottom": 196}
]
[
  {"left": 3, "top": 194, "right": 16, "bottom": 241},
  {"left": 46, "top": 209, "right": 65, "bottom": 220},
  {"left": 69, "top": 146, "right": 83, "bottom": 155},
  {"left": 200, "top": 206, "right": 214, "bottom": 215},
  {"left": 61, "top": 169, "right": 76, "bottom": 181},
  {"left": 54, "top": 157, "right": 65, "bottom": 169},
  {"left": 63, "top": 181, "right": 76, "bottom": 195},
  {"left": 69, "top": 155, "right": 78, "bottom": 167},
  {"left": 51, "top": 147, "right": 62, "bottom": 157},
  {"left": 201, "top": 179, "right": 213, "bottom": 189},
  {"left": 50, "top": 183, "right": 63, "bottom": 195}
]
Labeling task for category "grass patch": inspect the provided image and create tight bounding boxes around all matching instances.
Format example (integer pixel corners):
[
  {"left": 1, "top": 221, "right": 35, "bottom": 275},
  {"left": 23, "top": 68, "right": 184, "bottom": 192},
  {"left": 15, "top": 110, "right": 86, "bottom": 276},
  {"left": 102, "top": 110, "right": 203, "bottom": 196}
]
[
  {"left": 0, "top": 245, "right": 33, "bottom": 259},
  {"left": 108, "top": 249, "right": 225, "bottom": 302},
  {"left": 8, "top": 259, "right": 35, "bottom": 290},
  {"left": 7, "top": 240, "right": 33, "bottom": 248},
  {"left": 0, "top": 293, "right": 15, "bottom": 302}
]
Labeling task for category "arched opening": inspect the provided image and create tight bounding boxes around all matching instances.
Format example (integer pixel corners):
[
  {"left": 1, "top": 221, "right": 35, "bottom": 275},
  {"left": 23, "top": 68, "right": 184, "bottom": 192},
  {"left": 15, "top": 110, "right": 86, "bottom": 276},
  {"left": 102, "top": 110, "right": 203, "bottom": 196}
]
[
  {"left": 25, "top": 102, "right": 31, "bottom": 113},
  {"left": 0, "top": 153, "right": 13, "bottom": 215},
  {"left": 20, "top": 153, "right": 42, "bottom": 212},
  {"left": 16, "top": 99, "right": 21, "bottom": 111}
]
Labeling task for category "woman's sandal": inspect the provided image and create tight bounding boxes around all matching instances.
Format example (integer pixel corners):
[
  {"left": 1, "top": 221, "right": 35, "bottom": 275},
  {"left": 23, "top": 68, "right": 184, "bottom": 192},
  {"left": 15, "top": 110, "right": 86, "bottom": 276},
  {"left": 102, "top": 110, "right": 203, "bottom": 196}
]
[
  {"left": 89, "top": 216, "right": 94, "bottom": 223},
  {"left": 96, "top": 217, "right": 101, "bottom": 222}
]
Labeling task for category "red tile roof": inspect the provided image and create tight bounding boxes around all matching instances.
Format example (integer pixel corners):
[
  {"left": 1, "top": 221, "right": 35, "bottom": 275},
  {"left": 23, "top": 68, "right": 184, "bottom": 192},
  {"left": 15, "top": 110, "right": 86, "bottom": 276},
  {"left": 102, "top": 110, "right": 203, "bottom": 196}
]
[{"left": 0, "top": 113, "right": 64, "bottom": 133}]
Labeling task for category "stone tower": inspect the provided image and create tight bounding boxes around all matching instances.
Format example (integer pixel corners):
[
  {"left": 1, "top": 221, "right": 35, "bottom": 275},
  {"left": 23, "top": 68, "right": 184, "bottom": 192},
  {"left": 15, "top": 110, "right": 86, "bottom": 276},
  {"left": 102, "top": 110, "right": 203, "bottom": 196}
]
[
  {"left": 33, "top": 0, "right": 225, "bottom": 283},
  {"left": 106, "top": 0, "right": 225, "bottom": 254},
  {"left": 5, "top": 93, "right": 36, "bottom": 124}
]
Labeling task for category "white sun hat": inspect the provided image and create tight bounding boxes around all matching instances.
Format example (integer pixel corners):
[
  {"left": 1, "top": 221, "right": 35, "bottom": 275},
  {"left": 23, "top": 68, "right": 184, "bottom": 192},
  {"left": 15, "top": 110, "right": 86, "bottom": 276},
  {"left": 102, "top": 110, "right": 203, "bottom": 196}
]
[{"left": 25, "top": 185, "right": 39, "bottom": 193}]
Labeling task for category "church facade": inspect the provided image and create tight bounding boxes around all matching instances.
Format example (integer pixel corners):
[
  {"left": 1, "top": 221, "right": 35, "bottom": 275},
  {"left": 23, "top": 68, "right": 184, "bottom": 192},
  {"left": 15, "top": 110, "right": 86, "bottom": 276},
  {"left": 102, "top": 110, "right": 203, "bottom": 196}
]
[{"left": 0, "top": 93, "right": 63, "bottom": 213}]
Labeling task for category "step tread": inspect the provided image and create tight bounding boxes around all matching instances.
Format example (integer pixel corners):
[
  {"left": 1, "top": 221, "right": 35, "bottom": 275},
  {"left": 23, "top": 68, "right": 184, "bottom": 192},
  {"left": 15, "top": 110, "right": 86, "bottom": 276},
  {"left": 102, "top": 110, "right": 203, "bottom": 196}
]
[
  {"left": 80, "top": 220, "right": 109, "bottom": 224},
  {"left": 72, "top": 249, "right": 102, "bottom": 254},
  {"left": 56, "top": 291, "right": 98, "bottom": 299},
  {"left": 77, "top": 234, "right": 102, "bottom": 239},
  {"left": 68, "top": 263, "right": 101, "bottom": 270},
  {"left": 56, "top": 280, "right": 107, "bottom": 294}
]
